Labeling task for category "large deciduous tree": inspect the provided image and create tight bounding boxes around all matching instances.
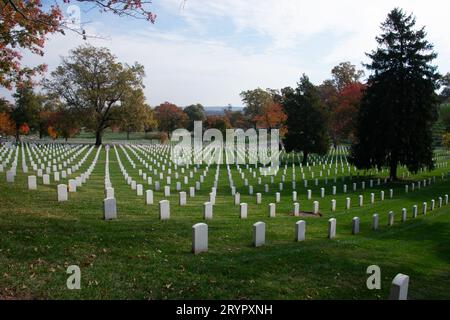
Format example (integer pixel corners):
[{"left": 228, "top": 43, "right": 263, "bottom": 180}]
[
  {"left": 331, "top": 61, "right": 365, "bottom": 92},
  {"left": 282, "top": 75, "right": 330, "bottom": 165},
  {"left": 154, "top": 102, "right": 188, "bottom": 134},
  {"left": 206, "top": 115, "right": 231, "bottom": 136},
  {"left": 183, "top": 104, "right": 206, "bottom": 131},
  {"left": 118, "top": 88, "right": 155, "bottom": 140},
  {"left": 330, "top": 82, "right": 365, "bottom": 145},
  {"left": 45, "top": 45, "right": 145, "bottom": 145},
  {"left": 349, "top": 8, "right": 440, "bottom": 180},
  {"left": 240, "top": 88, "right": 273, "bottom": 127},
  {"left": 0, "top": 0, "right": 156, "bottom": 89},
  {"left": 253, "top": 102, "right": 287, "bottom": 136}
]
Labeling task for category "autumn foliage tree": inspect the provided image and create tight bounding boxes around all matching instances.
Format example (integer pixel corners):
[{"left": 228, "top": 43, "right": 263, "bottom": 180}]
[
  {"left": 53, "top": 108, "right": 80, "bottom": 141},
  {"left": 224, "top": 106, "right": 249, "bottom": 129},
  {"left": 206, "top": 115, "right": 231, "bottom": 136},
  {"left": 329, "top": 82, "right": 365, "bottom": 145},
  {"left": 253, "top": 102, "right": 287, "bottom": 137},
  {"left": 0, "top": 112, "right": 16, "bottom": 136},
  {"left": 154, "top": 102, "right": 188, "bottom": 134},
  {"left": 1, "top": 0, "right": 156, "bottom": 89}
]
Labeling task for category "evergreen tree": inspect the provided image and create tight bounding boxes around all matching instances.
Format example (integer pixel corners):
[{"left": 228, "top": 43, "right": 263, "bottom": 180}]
[
  {"left": 350, "top": 8, "right": 440, "bottom": 180},
  {"left": 282, "top": 74, "right": 329, "bottom": 165},
  {"left": 12, "top": 85, "right": 42, "bottom": 139}
]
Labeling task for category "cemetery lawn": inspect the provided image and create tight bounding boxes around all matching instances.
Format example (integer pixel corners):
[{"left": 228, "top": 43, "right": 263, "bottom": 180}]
[{"left": 1, "top": 147, "right": 450, "bottom": 300}]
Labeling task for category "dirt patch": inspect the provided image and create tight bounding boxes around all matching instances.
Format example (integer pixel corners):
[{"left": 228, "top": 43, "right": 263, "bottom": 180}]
[{"left": 289, "top": 211, "right": 322, "bottom": 218}]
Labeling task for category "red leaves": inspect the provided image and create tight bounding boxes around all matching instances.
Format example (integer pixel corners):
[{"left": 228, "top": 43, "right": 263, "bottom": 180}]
[
  {"left": 253, "top": 102, "right": 288, "bottom": 136},
  {"left": 330, "top": 82, "right": 365, "bottom": 142},
  {"left": 18, "top": 123, "right": 30, "bottom": 135},
  {"left": 154, "top": 102, "right": 188, "bottom": 133},
  {"left": 1, "top": 0, "right": 156, "bottom": 89}
]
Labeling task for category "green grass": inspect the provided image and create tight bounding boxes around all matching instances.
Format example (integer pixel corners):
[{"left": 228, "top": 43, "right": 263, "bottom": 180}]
[{"left": 0, "top": 144, "right": 449, "bottom": 299}]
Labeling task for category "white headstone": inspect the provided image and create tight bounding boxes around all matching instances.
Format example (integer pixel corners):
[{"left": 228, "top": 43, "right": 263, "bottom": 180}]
[
  {"left": 57, "top": 184, "right": 68, "bottom": 202},
  {"left": 295, "top": 220, "right": 305, "bottom": 242},
  {"left": 328, "top": 218, "right": 336, "bottom": 239},
  {"left": 401, "top": 208, "right": 407, "bottom": 222},
  {"left": 192, "top": 223, "right": 208, "bottom": 254},
  {"left": 388, "top": 211, "right": 394, "bottom": 226},
  {"left": 28, "top": 175, "right": 37, "bottom": 190},
  {"left": 103, "top": 198, "right": 117, "bottom": 220},
  {"left": 253, "top": 222, "right": 265, "bottom": 247},
  {"left": 159, "top": 200, "right": 170, "bottom": 220},
  {"left": 203, "top": 202, "right": 213, "bottom": 220},
  {"left": 268, "top": 203, "right": 276, "bottom": 218},
  {"left": 136, "top": 184, "right": 143, "bottom": 196},
  {"left": 256, "top": 193, "right": 262, "bottom": 204},
  {"left": 240, "top": 203, "right": 248, "bottom": 219},
  {"left": 68, "top": 179, "right": 77, "bottom": 192},
  {"left": 352, "top": 217, "right": 360, "bottom": 235},
  {"left": 313, "top": 201, "right": 319, "bottom": 214},
  {"left": 146, "top": 190, "right": 154, "bottom": 205},
  {"left": 372, "top": 214, "right": 379, "bottom": 230},
  {"left": 179, "top": 192, "right": 187, "bottom": 206},
  {"left": 389, "top": 274, "right": 409, "bottom": 300},
  {"left": 293, "top": 202, "right": 300, "bottom": 216}
]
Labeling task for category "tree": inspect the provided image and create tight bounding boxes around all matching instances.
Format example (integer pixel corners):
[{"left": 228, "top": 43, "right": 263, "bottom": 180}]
[
  {"left": 118, "top": 89, "right": 149, "bottom": 139},
  {"left": 143, "top": 105, "right": 158, "bottom": 133},
  {"left": 0, "top": 112, "right": 15, "bottom": 136},
  {"left": 45, "top": 45, "right": 145, "bottom": 145},
  {"left": 442, "top": 132, "right": 450, "bottom": 149},
  {"left": 184, "top": 104, "right": 206, "bottom": 131},
  {"left": 1, "top": 0, "right": 156, "bottom": 89},
  {"left": 206, "top": 115, "right": 231, "bottom": 136},
  {"left": 0, "top": 98, "right": 13, "bottom": 113},
  {"left": 349, "top": 8, "right": 440, "bottom": 180},
  {"left": 282, "top": 75, "right": 330, "bottom": 165},
  {"left": 330, "top": 82, "right": 365, "bottom": 145},
  {"left": 18, "top": 123, "right": 29, "bottom": 135},
  {"left": 331, "top": 62, "right": 365, "bottom": 91},
  {"left": 11, "top": 84, "right": 42, "bottom": 139},
  {"left": 53, "top": 108, "right": 80, "bottom": 141},
  {"left": 439, "top": 72, "right": 450, "bottom": 103},
  {"left": 154, "top": 102, "right": 188, "bottom": 134},
  {"left": 253, "top": 102, "right": 287, "bottom": 136},
  {"left": 224, "top": 106, "right": 250, "bottom": 129},
  {"left": 240, "top": 88, "right": 273, "bottom": 127},
  {"left": 438, "top": 103, "right": 450, "bottom": 132}
]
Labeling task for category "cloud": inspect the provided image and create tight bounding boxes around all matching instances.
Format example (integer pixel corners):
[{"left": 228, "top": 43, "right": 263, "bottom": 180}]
[{"left": 1, "top": 0, "right": 449, "bottom": 106}]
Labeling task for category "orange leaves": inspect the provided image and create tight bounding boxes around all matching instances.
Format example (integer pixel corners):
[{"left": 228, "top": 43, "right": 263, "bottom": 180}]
[
  {"left": 253, "top": 102, "right": 288, "bottom": 136},
  {"left": 47, "top": 126, "right": 57, "bottom": 139},
  {"left": 0, "top": 112, "right": 15, "bottom": 136},
  {"left": 154, "top": 102, "right": 188, "bottom": 133},
  {"left": 18, "top": 123, "right": 30, "bottom": 135}
]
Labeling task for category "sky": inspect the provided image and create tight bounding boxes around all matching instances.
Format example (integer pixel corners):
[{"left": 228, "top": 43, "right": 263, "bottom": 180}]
[{"left": 2, "top": 0, "right": 450, "bottom": 107}]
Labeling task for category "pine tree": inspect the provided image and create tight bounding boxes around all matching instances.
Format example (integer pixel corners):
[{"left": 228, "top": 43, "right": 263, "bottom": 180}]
[
  {"left": 349, "top": 8, "right": 440, "bottom": 180},
  {"left": 282, "top": 74, "right": 329, "bottom": 165}
]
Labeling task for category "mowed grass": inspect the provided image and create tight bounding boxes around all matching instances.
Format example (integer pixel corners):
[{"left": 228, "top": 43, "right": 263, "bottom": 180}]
[{"left": 0, "top": 144, "right": 449, "bottom": 300}]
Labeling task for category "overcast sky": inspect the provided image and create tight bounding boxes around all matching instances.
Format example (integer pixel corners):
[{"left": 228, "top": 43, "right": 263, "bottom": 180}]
[{"left": 2, "top": 0, "right": 450, "bottom": 107}]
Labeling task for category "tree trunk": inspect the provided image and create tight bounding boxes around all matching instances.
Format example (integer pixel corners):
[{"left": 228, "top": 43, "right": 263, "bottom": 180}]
[
  {"left": 95, "top": 130, "right": 102, "bottom": 146},
  {"left": 302, "top": 151, "right": 308, "bottom": 166},
  {"left": 127, "top": 131, "right": 130, "bottom": 140},
  {"left": 39, "top": 130, "right": 43, "bottom": 139}
]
